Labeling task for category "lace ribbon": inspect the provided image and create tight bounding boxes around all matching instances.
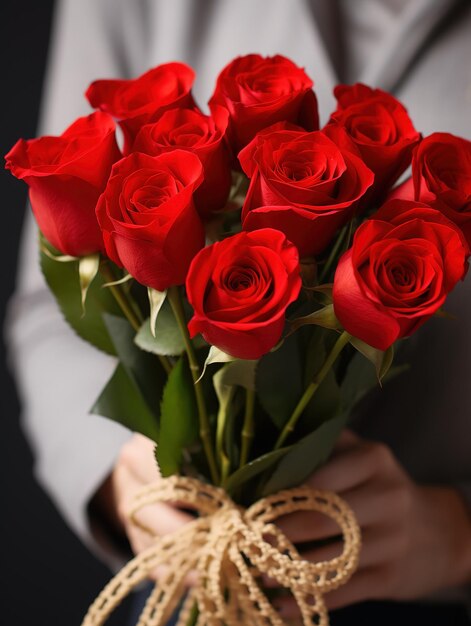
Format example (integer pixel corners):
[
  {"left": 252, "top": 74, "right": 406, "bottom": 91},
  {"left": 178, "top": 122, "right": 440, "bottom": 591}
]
[{"left": 81, "top": 475, "right": 361, "bottom": 626}]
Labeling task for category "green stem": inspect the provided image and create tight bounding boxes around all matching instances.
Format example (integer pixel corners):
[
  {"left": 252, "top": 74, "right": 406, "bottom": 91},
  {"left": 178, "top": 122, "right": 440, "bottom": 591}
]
[
  {"left": 101, "top": 263, "right": 172, "bottom": 375},
  {"left": 318, "top": 224, "right": 350, "bottom": 284},
  {"left": 344, "top": 215, "right": 356, "bottom": 250},
  {"left": 168, "top": 286, "right": 219, "bottom": 484},
  {"left": 274, "top": 331, "right": 351, "bottom": 450},
  {"left": 216, "top": 392, "right": 233, "bottom": 487},
  {"left": 100, "top": 264, "right": 142, "bottom": 331},
  {"left": 239, "top": 388, "right": 255, "bottom": 469}
]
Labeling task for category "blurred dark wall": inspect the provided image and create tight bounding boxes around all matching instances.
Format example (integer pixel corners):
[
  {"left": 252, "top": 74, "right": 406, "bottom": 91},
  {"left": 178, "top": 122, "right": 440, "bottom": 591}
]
[{"left": 0, "top": 4, "right": 128, "bottom": 625}]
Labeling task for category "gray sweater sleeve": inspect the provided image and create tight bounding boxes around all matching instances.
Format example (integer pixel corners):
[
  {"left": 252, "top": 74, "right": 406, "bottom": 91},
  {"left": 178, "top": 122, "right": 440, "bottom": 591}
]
[{"left": 4, "top": 0, "right": 150, "bottom": 568}]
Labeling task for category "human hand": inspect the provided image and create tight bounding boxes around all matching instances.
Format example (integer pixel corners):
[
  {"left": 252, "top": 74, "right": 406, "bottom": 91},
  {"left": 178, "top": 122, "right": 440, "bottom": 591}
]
[
  {"left": 273, "top": 430, "right": 471, "bottom": 617},
  {"left": 101, "top": 434, "right": 194, "bottom": 579}
]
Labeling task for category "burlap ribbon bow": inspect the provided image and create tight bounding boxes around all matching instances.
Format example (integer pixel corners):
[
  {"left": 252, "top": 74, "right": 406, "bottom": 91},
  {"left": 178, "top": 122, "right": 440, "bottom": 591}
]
[{"left": 82, "top": 476, "right": 361, "bottom": 626}]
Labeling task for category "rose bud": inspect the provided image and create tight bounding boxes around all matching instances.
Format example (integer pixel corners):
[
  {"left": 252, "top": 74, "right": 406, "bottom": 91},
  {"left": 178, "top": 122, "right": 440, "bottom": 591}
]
[
  {"left": 132, "top": 106, "right": 232, "bottom": 217},
  {"left": 390, "top": 132, "right": 471, "bottom": 244},
  {"left": 86, "top": 62, "right": 196, "bottom": 152},
  {"left": 5, "top": 111, "right": 120, "bottom": 257},
  {"left": 333, "top": 199, "right": 469, "bottom": 351},
  {"left": 186, "top": 229, "right": 301, "bottom": 360},
  {"left": 96, "top": 150, "right": 205, "bottom": 291},
  {"left": 239, "top": 124, "right": 374, "bottom": 257},
  {"left": 327, "top": 83, "right": 420, "bottom": 201},
  {"left": 209, "top": 54, "right": 319, "bottom": 156}
]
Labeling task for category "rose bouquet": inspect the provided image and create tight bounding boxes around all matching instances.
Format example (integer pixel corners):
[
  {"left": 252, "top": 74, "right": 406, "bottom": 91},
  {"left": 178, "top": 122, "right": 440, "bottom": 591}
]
[{"left": 5, "top": 54, "right": 471, "bottom": 626}]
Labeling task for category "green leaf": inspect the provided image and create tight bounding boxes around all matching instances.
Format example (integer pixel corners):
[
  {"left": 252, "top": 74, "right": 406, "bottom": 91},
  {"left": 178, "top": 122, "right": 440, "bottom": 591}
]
[
  {"left": 213, "top": 359, "right": 257, "bottom": 395},
  {"left": 339, "top": 351, "right": 378, "bottom": 412},
  {"left": 91, "top": 364, "right": 159, "bottom": 441},
  {"left": 197, "top": 346, "right": 235, "bottom": 383},
  {"left": 290, "top": 304, "right": 341, "bottom": 332},
  {"left": 350, "top": 337, "right": 394, "bottom": 382},
  {"left": 256, "top": 332, "right": 304, "bottom": 429},
  {"left": 261, "top": 415, "right": 347, "bottom": 496},
  {"left": 103, "top": 314, "right": 166, "bottom": 419},
  {"left": 300, "top": 328, "right": 341, "bottom": 426},
  {"left": 303, "top": 326, "right": 330, "bottom": 385},
  {"left": 40, "top": 243, "right": 123, "bottom": 355},
  {"left": 79, "top": 253, "right": 100, "bottom": 314},
  {"left": 339, "top": 350, "right": 408, "bottom": 415},
  {"left": 213, "top": 360, "right": 258, "bottom": 479},
  {"left": 225, "top": 447, "right": 291, "bottom": 493},
  {"left": 135, "top": 300, "right": 185, "bottom": 356},
  {"left": 148, "top": 288, "right": 167, "bottom": 337},
  {"left": 214, "top": 384, "right": 236, "bottom": 482},
  {"left": 102, "top": 272, "right": 132, "bottom": 288},
  {"left": 223, "top": 393, "right": 244, "bottom": 470},
  {"left": 156, "top": 357, "right": 199, "bottom": 476},
  {"left": 310, "top": 284, "right": 334, "bottom": 300},
  {"left": 305, "top": 284, "right": 334, "bottom": 307},
  {"left": 206, "top": 345, "right": 235, "bottom": 367},
  {"left": 303, "top": 369, "right": 341, "bottom": 431},
  {"left": 378, "top": 345, "right": 394, "bottom": 382}
]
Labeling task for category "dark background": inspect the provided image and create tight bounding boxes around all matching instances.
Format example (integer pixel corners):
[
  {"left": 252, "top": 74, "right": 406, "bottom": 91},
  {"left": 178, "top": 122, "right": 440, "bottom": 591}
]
[{"left": 0, "top": 3, "right": 129, "bottom": 625}]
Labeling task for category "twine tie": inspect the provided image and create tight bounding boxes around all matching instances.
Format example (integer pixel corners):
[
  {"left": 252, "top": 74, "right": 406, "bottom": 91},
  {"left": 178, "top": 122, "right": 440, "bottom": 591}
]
[{"left": 82, "top": 475, "right": 361, "bottom": 626}]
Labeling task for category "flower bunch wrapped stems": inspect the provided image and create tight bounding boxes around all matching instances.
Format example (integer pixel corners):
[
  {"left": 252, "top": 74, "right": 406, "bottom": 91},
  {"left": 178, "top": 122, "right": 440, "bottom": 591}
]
[{"left": 6, "top": 54, "right": 471, "bottom": 626}]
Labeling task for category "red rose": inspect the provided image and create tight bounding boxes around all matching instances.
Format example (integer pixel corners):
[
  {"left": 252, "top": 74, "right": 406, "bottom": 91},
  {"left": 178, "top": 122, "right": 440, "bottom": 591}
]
[
  {"left": 391, "top": 133, "right": 471, "bottom": 242},
  {"left": 186, "top": 229, "right": 301, "bottom": 359},
  {"left": 239, "top": 124, "right": 374, "bottom": 257},
  {"left": 86, "top": 63, "right": 196, "bottom": 152},
  {"left": 209, "top": 54, "right": 319, "bottom": 156},
  {"left": 5, "top": 111, "right": 120, "bottom": 256},
  {"left": 96, "top": 150, "right": 205, "bottom": 291},
  {"left": 132, "top": 106, "right": 232, "bottom": 217},
  {"left": 328, "top": 83, "right": 420, "bottom": 200},
  {"left": 333, "top": 199, "right": 469, "bottom": 350}
]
